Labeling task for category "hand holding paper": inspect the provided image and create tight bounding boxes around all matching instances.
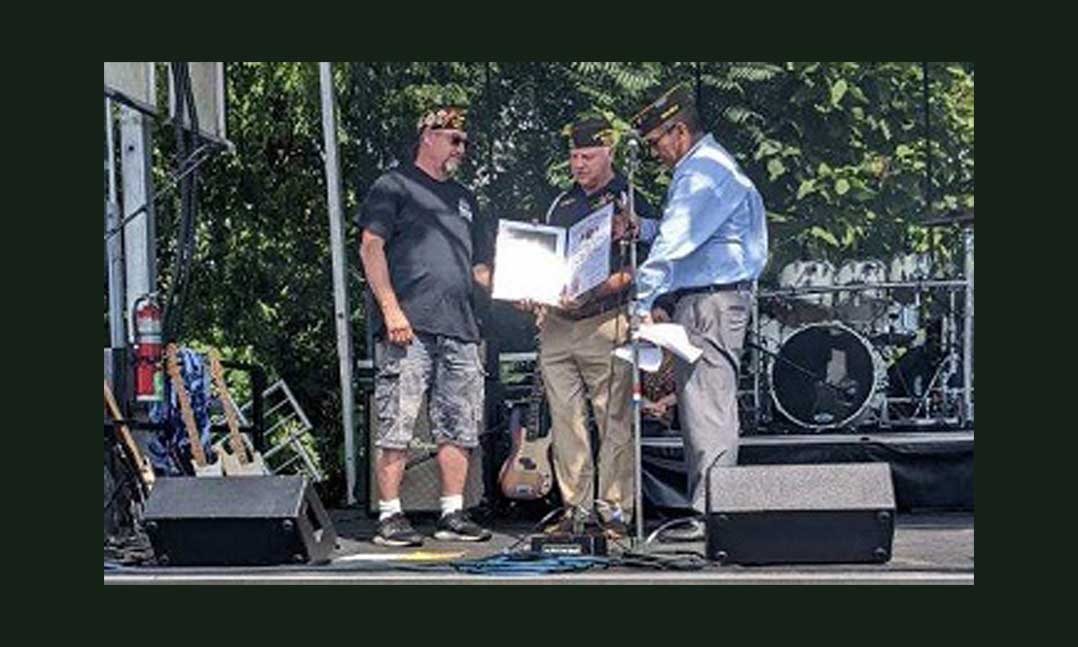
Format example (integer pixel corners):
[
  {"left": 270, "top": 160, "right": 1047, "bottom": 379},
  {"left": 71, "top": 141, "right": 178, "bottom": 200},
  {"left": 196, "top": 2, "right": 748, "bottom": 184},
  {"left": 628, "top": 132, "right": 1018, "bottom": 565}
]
[{"left": 613, "top": 322, "right": 703, "bottom": 371}]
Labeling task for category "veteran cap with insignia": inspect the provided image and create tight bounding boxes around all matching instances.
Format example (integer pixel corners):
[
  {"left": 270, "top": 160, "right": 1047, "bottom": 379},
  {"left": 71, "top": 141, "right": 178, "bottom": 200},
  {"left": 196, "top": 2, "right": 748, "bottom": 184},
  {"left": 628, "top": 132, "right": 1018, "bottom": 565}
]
[
  {"left": 565, "top": 115, "right": 616, "bottom": 149},
  {"left": 417, "top": 105, "right": 467, "bottom": 133},
  {"left": 631, "top": 84, "right": 695, "bottom": 136}
]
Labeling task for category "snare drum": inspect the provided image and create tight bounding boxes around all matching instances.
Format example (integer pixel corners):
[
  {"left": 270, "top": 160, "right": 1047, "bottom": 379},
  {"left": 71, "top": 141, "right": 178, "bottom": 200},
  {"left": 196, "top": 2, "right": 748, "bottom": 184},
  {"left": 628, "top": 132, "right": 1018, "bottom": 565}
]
[{"left": 774, "top": 260, "right": 836, "bottom": 326}]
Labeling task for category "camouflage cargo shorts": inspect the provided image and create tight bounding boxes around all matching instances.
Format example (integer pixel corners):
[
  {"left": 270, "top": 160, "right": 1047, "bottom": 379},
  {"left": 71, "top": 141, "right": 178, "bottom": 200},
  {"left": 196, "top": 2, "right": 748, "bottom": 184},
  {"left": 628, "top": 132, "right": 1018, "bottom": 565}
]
[{"left": 373, "top": 334, "right": 484, "bottom": 450}]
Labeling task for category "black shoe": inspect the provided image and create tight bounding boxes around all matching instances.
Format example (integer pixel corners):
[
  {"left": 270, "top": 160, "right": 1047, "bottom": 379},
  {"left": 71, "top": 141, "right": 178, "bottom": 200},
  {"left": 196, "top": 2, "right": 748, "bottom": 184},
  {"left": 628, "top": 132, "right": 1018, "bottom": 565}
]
[
  {"left": 434, "top": 510, "right": 492, "bottom": 542},
  {"left": 373, "top": 513, "right": 424, "bottom": 547},
  {"left": 659, "top": 519, "right": 705, "bottom": 543},
  {"left": 543, "top": 513, "right": 576, "bottom": 535}
]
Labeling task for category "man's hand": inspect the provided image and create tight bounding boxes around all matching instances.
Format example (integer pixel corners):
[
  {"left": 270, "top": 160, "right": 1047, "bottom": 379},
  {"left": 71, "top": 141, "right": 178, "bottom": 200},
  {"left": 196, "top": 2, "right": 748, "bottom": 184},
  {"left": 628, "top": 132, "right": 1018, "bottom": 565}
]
[
  {"left": 651, "top": 306, "right": 671, "bottom": 323},
  {"left": 473, "top": 263, "right": 492, "bottom": 291},
  {"left": 558, "top": 292, "right": 584, "bottom": 311},
  {"left": 514, "top": 300, "right": 549, "bottom": 330},
  {"left": 384, "top": 306, "right": 415, "bottom": 346},
  {"left": 535, "top": 304, "right": 549, "bottom": 330},
  {"left": 643, "top": 399, "right": 670, "bottom": 418},
  {"left": 612, "top": 198, "right": 640, "bottom": 241},
  {"left": 612, "top": 212, "right": 639, "bottom": 241}
]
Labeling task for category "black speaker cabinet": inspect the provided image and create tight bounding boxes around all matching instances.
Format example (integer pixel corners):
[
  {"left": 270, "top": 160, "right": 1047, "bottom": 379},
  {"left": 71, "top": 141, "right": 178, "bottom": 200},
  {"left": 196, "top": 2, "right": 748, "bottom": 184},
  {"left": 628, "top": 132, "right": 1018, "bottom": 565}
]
[
  {"left": 143, "top": 475, "right": 336, "bottom": 566},
  {"left": 706, "top": 463, "right": 895, "bottom": 565},
  {"left": 365, "top": 390, "right": 485, "bottom": 514}
]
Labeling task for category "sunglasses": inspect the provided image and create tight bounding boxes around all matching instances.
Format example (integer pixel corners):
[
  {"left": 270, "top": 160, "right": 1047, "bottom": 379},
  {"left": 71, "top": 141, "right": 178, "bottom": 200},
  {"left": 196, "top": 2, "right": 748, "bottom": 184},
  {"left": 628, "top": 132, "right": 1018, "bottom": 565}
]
[
  {"left": 644, "top": 122, "right": 680, "bottom": 152},
  {"left": 434, "top": 131, "right": 468, "bottom": 148}
]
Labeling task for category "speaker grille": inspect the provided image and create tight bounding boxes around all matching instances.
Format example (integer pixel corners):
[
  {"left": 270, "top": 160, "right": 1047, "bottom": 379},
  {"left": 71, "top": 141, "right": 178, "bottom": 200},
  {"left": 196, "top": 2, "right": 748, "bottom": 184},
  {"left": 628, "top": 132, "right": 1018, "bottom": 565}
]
[
  {"left": 709, "top": 463, "right": 895, "bottom": 512},
  {"left": 144, "top": 475, "right": 308, "bottom": 518}
]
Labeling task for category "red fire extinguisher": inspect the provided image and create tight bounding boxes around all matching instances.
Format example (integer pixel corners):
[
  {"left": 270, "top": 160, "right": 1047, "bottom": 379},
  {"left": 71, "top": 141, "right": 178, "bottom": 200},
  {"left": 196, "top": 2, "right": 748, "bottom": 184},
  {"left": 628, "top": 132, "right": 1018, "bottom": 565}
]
[{"left": 133, "top": 294, "right": 164, "bottom": 402}]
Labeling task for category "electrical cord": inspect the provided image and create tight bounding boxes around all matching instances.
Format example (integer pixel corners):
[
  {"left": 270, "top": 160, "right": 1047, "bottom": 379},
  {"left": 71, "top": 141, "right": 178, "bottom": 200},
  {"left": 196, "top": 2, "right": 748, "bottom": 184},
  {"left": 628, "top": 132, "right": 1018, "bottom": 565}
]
[
  {"left": 615, "top": 549, "right": 709, "bottom": 571},
  {"left": 502, "top": 505, "right": 570, "bottom": 553},
  {"left": 103, "top": 552, "right": 614, "bottom": 576},
  {"left": 101, "top": 143, "right": 217, "bottom": 243},
  {"left": 643, "top": 515, "right": 704, "bottom": 547},
  {"left": 162, "top": 62, "right": 204, "bottom": 343}
]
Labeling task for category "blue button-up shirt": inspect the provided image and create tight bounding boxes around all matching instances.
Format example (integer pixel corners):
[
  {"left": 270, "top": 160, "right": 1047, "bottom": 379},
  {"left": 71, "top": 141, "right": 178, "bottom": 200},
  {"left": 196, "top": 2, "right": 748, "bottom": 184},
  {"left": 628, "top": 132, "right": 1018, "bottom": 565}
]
[{"left": 634, "top": 134, "right": 768, "bottom": 317}]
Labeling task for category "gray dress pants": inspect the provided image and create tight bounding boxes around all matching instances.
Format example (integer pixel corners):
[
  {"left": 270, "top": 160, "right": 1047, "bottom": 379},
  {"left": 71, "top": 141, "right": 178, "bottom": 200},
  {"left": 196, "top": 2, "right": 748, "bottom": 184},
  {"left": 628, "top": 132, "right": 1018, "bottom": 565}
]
[{"left": 673, "top": 289, "right": 751, "bottom": 514}]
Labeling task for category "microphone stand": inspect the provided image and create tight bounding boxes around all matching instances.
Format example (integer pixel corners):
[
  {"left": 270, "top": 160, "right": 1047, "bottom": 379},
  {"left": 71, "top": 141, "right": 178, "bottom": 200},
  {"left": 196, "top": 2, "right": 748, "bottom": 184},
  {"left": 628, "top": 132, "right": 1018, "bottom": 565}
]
[{"left": 625, "top": 138, "right": 646, "bottom": 545}]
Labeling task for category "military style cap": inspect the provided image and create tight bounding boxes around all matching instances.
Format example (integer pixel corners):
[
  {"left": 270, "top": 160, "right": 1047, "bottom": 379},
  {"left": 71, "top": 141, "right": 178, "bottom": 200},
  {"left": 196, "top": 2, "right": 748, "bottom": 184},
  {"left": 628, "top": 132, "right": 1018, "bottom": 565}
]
[
  {"left": 417, "top": 106, "right": 467, "bottom": 133},
  {"left": 631, "top": 84, "right": 694, "bottom": 136},
  {"left": 565, "top": 116, "right": 616, "bottom": 148}
]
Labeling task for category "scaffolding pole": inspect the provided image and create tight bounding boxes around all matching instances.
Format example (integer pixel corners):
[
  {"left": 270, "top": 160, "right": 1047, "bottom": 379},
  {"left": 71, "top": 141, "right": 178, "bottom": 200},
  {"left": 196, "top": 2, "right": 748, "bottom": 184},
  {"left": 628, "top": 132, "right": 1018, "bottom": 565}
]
[{"left": 319, "top": 62, "right": 358, "bottom": 505}]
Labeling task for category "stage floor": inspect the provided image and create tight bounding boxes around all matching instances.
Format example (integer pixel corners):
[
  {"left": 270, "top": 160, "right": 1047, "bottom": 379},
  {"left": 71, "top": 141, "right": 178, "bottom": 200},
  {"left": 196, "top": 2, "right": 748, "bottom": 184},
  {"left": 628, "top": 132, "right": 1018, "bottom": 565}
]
[{"left": 104, "top": 510, "right": 973, "bottom": 584}]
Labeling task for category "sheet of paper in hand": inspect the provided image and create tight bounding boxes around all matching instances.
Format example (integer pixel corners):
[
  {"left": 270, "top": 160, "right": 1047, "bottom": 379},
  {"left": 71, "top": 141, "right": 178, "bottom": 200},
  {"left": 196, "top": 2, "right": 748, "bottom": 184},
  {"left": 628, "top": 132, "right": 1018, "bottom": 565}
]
[
  {"left": 491, "top": 203, "right": 614, "bottom": 305},
  {"left": 615, "top": 323, "right": 704, "bottom": 367}
]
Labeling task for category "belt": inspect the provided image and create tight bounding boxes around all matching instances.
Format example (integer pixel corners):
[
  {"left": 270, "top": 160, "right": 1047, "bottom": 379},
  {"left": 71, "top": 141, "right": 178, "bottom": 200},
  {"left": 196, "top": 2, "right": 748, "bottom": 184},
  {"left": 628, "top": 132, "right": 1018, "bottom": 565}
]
[
  {"left": 555, "top": 291, "right": 627, "bottom": 321},
  {"left": 671, "top": 281, "right": 753, "bottom": 301},
  {"left": 557, "top": 300, "right": 622, "bottom": 321}
]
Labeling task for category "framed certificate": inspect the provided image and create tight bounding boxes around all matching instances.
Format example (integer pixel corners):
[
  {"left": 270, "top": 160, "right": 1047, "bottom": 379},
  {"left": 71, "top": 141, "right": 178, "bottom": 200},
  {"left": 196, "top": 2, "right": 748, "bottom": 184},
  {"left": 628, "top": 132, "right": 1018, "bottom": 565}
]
[
  {"left": 490, "top": 202, "right": 614, "bottom": 305},
  {"left": 491, "top": 220, "right": 568, "bottom": 305}
]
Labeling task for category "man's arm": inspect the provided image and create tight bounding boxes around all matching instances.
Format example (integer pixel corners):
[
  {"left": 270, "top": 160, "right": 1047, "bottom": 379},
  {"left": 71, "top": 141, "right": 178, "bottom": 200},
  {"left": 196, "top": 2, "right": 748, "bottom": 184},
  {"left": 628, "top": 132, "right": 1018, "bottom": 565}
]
[
  {"left": 635, "top": 170, "right": 738, "bottom": 316},
  {"left": 359, "top": 230, "right": 414, "bottom": 346}
]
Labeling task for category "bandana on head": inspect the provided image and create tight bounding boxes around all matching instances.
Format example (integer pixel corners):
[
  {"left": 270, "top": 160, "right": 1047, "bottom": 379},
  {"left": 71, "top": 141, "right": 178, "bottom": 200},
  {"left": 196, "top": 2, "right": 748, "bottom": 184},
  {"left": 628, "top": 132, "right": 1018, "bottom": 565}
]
[{"left": 417, "top": 106, "right": 467, "bottom": 133}]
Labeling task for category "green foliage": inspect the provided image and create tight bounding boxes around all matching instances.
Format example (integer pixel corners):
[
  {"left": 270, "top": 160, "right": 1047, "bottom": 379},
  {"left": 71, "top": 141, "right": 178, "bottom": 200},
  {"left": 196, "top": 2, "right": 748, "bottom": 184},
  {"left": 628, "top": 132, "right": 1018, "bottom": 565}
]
[{"left": 138, "top": 61, "right": 973, "bottom": 502}]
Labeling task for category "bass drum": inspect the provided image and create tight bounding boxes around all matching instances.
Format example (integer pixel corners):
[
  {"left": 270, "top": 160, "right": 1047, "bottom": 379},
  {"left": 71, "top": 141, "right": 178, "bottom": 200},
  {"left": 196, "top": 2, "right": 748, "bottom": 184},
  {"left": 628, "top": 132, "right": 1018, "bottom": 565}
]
[{"left": 770, "top": 322, "right": 883, "bottom": 430}]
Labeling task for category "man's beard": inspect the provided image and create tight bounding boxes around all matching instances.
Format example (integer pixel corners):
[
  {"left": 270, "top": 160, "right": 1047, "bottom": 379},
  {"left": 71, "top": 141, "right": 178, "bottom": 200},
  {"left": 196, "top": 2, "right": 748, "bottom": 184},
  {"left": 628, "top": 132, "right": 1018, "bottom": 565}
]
[{"left": 443, "top": 156, "right": 462, "bottom": 175}]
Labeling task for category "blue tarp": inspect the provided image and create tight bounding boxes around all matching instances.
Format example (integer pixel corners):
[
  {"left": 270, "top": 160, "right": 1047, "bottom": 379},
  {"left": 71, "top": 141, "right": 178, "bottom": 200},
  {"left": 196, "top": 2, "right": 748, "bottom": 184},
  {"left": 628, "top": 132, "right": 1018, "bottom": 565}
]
[{"left": 148, "top": 348, "right": 215, "bottom": 475}]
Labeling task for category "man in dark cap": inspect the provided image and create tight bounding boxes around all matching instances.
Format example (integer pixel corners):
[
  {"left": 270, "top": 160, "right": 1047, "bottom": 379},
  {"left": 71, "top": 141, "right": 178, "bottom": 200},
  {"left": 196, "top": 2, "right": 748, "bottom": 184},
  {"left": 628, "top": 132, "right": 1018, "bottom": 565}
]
[
  {"left": 630, "top": 85, "right": 769, "bottom": 542},
  {"left": 357, "top": 105, "right": 494, "bottom": 547},
  {"left": 527, "top": 115, "right": 658, "bottom": 539}
]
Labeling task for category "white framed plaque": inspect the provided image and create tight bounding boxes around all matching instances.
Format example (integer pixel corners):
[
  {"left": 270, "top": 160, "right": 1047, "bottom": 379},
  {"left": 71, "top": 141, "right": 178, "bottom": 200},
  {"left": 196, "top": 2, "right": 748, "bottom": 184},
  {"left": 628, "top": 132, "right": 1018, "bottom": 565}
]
[{"left": 491, "top": 220, "right": 567, "bottom": 305}]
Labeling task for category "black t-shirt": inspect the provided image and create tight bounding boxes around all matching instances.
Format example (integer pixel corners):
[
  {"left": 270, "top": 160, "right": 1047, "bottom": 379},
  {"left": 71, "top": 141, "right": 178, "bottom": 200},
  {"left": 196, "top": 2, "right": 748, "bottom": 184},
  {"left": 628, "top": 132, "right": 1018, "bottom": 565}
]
[
  {"left": 546, "top": 173, "right": 658, "bottom": 316},
  {"left": 357, "top": 165, "right": 494, "bottom": 342}
]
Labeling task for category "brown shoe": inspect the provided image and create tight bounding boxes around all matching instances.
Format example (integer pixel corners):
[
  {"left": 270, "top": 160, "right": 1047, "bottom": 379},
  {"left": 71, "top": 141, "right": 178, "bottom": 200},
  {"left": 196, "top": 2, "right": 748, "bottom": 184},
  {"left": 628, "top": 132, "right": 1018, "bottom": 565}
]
[{"left": 601, "top": 518, "right": 629, "bottom": 541}]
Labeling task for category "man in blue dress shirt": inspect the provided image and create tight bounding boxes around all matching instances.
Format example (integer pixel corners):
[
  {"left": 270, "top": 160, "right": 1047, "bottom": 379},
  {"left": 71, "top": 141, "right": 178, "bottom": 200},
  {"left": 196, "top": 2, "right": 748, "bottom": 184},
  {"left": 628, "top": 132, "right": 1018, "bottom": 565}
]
[{"left": 631, "top": 85, "right": 769, "bottom": 541}]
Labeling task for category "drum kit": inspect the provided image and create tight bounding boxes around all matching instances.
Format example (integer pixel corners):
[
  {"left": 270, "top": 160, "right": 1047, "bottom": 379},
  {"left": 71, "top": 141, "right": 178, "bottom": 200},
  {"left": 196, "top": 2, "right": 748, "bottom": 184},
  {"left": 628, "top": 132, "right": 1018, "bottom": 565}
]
[{"left": 748, "top": 220, "right": 974, "bottom": 432}]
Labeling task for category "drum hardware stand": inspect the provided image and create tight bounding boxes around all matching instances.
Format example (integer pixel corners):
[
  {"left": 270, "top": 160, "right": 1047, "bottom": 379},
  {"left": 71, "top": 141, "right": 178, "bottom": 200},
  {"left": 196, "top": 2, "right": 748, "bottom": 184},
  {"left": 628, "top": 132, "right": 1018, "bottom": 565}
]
[
  {"left": 962, "top": 220, "right": 974, "bottom": 424},
  {"left": 751, "top": 283, "right": 762, "bottom": 430},
  {"left": 912, "top": 351, "right": 960, "bottom": 420}
]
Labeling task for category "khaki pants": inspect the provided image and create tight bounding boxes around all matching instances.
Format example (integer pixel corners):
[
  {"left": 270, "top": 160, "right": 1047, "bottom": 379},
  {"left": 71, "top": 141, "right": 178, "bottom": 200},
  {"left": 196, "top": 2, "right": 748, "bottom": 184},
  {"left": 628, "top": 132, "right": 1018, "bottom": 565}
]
[{"left": 539, "top": 308, "right": 634, "bottom": 522}]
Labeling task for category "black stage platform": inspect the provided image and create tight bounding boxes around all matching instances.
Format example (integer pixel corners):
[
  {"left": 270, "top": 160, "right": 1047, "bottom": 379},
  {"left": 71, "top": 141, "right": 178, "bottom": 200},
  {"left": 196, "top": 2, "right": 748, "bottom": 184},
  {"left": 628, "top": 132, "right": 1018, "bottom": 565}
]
[
  {"left": 104, "top": 511, "right": 973, "bottom": 584},
  {"left": 104, "top": 431, "right": 972, "bottom": 584},
  {"left": 643, "top": 431, "right": 973, "bottom": 511}
]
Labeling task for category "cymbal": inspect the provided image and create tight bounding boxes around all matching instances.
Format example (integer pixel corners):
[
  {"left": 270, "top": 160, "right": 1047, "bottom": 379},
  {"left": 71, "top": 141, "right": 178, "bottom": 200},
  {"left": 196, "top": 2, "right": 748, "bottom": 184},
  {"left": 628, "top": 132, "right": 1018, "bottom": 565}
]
[{"left": 921, "top": 211, "right": 974, "bottom": 227}]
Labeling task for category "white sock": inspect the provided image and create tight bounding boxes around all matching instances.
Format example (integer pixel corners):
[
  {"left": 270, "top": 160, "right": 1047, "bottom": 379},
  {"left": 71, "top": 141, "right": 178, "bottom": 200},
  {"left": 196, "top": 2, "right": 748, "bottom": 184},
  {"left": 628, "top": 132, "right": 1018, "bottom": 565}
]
[
  {"left": 378, "top": 498, "right": 402, "bottom": 521},
  {"left": 440, "top": 494, "right": 463, "bottom": 518}
]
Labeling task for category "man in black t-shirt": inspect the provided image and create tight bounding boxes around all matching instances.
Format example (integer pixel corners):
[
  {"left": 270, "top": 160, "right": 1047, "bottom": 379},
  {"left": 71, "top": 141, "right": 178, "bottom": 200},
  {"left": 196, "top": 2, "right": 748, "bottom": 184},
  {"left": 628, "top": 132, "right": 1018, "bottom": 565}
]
[
  {"left": 357, "top": 106, "right": 494, "bottom": 547},
  {"left": 526, "top": 116, "right": 658, "bottom": 540}
]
